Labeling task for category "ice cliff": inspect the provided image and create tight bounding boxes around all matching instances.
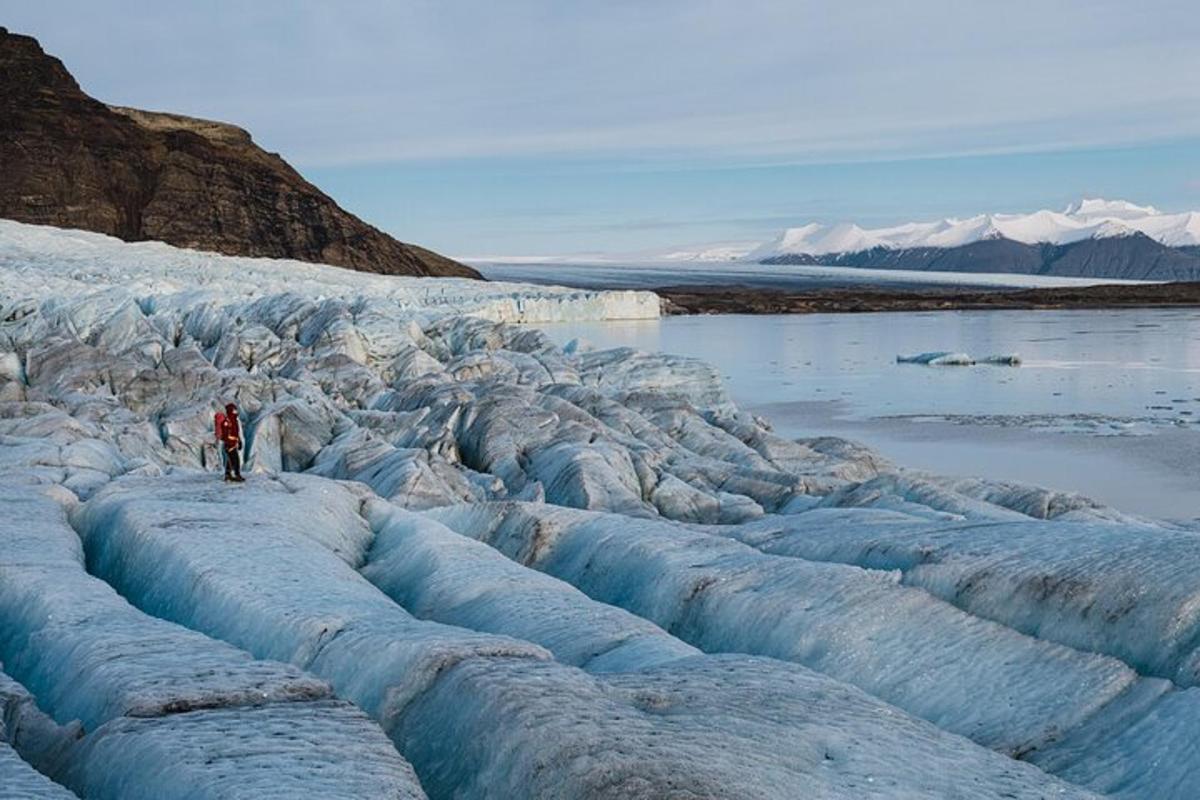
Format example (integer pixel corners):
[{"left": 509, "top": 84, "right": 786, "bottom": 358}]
[{"left": 0, "top": 219, "right": 1194, "bottom": 798}]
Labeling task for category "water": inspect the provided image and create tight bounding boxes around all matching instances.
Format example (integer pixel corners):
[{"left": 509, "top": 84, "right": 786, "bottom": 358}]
[{"left": 537, "top": 308, "right": 1200, "bottom": 521}]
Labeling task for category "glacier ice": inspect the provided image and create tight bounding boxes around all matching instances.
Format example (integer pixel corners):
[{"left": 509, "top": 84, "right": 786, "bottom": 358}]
[
  {"left": 0, "top": 218, "right": 1195, "bottom": 797},
  {"left": 427, "top": 501, "right": 1138, "bottom": 755},
  {"left": 897, "top": 351, "right": 976, "bottom": 366},
  {"left": 1032, "top": 684, "right": 1200, "bottom": 799},
  {"left": 0, "top": 219, "right": 661, "bottom": 326},
  {"left": 896, "top": 351, "right": 1021, "bottom": 367},
  {"left": 400, "top": 653, "right": 1095, "bottom": 799},
  {"left": 362, "top": 501, "right": 701, "bottom": 672},
  {"left": 0, "top": 487, "right": 328, "bottom": 731},
  {"left": 724, "top": 507, "right": 1200, "bottom": 685},
  {"left": 74, "top": 473, "right": 1095, "bottom": 799},
  {"left": 0, "top": 481, "right": 427, "bottom": 799},
  {"left": 56, "top": 700, "right": 426, "bottom": 800},
  {"left": 0, "top": 742, "right": 77, "bottom": 799},
  {"left": 0, "top": 671, "right": 78, "bottom": 799}
]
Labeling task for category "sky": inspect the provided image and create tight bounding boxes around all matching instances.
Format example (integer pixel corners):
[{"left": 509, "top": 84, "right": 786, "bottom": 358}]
[{"left": 5, "top": 0, "right": 1200, "bottom": 257}]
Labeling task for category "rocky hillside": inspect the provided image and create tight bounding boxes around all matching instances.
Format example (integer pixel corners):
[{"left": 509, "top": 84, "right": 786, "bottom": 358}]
[{"left": 0, "top": 27, "right": 479, "bottom": 279}]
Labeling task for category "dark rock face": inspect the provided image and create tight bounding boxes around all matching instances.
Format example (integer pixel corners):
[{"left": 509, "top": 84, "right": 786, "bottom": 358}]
[
  {"left": 762, "top": 233, "right": 1200, "bottom": 281},
  {"left": 0, "top": 28, "right": 480, "bottom": 279},
  {"left": 1042, "top": 235, "right": 1200, "bottom": 281}
]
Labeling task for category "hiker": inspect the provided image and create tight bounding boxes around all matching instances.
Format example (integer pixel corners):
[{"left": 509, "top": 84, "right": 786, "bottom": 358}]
[{"left": 214, "top": 402, "right": 245, "bottom": 482}]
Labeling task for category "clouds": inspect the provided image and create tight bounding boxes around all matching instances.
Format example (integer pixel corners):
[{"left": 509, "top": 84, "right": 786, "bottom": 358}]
[
  {"left": 5, "top": 1, "right": 1199, "bottom": 254},
  {"left": 5, "top": 0, "right": 1199, "bottom": 168}
]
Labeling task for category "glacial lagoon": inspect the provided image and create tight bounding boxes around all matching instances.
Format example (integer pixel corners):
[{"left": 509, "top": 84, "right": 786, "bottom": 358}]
[{"left": 538, "top": 308, "right": 1200, "bottom": 522}]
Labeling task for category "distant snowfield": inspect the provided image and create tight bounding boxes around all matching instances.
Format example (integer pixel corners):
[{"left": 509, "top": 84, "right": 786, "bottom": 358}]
[
  {"left": 475, "top": 257, "right": 1152, "bottom": 290},
  {"left": 2, "top": 219, "right": 1199, "bottom": 799}
]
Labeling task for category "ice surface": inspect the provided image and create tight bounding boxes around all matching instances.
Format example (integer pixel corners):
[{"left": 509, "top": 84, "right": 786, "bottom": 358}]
[
  {"left": 429, "top": 501, "right": 1140, "bottom": 755},
  {"left": 0, "top": 743, "right": 78, "bottom": 799},
  {"left": 0, "top": 671, "right": 78, "bottom": 799},
  {"left": 725, "top": 508, "right": 1200, "bottom": 686},
  {"left": 0, "top": 484, "right": 330, "bottom": 729},
  {"left": 11, "top": 666, "right": 416, "bottom": 800},
  {"left": 74, "top": 473, "right": 1102, "bottom": 798},
  {"left": 0, "top": 220, "right": 1192, "bottom": 797},
  {"left": 0, "top": 482, "right": 427, "bottom": 799},
  {"left": 532, "top": 308, "right": 1200, "bottom": 518},
  {"left": 404, "top": 654, "right": 1096, "bottom": 800},
  {"left": 816, "top": 472, "right": 1127, "bottom": 522},
  {"left": 363, "top": 502, "right": 699, "bottom": 672},
  {"left": 57, "top": 701, "right": 424, "bottom": 800},
  {"left": 1031, "top": 686, "right": 1200, "bottom": 800},
  {"left": 72, "top": 473, "right": 548, "bottom": 685},
  {"left": 679, "top": 505, "right": 1200, "bottom": 798},
  {"left": 896, "top": 351, "right": 1021, "bottom": 366},
  {"left": 897, "top": 351, "right": 977, "bottom": 366},
  {"left": 0, "top": 219, "right": 660, "bottom": 325}
]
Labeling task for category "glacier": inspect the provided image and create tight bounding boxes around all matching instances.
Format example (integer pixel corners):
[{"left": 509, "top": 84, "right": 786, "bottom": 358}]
[
  {"left": 0, "top": 483, "right": 427, "bottom": 799},
  {"left": 0, "top": 217, "right": 1194, "bottom": 798},
  {"left": 72, "top": 473, "right": 1093, "bottom": 799},
  {"left": 0, "top": 672, "right": 78, "bottom": 799}
]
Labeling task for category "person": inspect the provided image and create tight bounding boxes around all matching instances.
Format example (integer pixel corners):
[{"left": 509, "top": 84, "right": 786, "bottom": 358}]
[{"left": 214, "top": 402, "right": 245, "bottom": 482}]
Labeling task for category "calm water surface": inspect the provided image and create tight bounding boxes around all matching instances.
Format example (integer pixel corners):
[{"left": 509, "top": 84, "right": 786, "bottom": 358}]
[{"left": 537, "top": 309, "right": 1200, "bottom": 521}]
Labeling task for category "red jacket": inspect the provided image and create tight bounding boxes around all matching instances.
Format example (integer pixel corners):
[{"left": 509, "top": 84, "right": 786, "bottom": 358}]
[{"left": 215, "top": 412, "right": 241, "bottom": 449}]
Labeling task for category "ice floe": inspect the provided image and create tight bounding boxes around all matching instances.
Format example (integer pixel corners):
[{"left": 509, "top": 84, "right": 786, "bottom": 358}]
[{"left": 897, "top": 351, "right": 1022, "bottom": 366}]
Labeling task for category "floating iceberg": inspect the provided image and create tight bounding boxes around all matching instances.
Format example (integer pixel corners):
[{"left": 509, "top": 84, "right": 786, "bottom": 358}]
[{"left": 897, "top": 351, "right": 1022, "bottom": 366}]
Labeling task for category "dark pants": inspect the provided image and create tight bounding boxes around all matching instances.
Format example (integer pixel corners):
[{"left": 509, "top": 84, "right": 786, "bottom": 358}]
[{"left": 224, "top": 445, "right": 242, "bottom": 479}]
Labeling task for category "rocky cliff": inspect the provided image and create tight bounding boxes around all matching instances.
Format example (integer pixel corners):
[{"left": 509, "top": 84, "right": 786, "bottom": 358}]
[{"left": 0, "top": 27, "right": 479, "bottom": 279}]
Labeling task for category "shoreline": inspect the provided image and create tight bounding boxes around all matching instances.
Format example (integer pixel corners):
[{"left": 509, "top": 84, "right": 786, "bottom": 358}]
[{"left": 657, "top": 281, "right": 1200, "bottom": 315}]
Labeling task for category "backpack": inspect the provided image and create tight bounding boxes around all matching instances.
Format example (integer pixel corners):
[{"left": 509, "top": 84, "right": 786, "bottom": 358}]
[{"left": 214, "top": 411, "right": 226, "bottom": 440}]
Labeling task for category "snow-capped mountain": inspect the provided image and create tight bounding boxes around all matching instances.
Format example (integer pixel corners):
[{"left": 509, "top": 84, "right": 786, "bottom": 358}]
[
  {"left": 752, "top": 200, "right": 1200, "bottom": 281},
  {"left": 754, "top": 199, "right": 1200, "bottom": 257}
]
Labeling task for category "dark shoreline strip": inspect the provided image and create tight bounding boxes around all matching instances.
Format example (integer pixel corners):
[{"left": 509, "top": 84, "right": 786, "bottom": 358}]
[{"left": 657, "top": 281, "right": 1200, "bottom": 315}]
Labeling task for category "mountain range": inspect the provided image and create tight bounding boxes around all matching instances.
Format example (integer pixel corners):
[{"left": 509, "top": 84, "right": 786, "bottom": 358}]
[
  {"left": 0, "top": 27, "right": 479, "bottom": 279},
  {"left": 751, "top": 199, "right": 1200, "bottom": 281}
]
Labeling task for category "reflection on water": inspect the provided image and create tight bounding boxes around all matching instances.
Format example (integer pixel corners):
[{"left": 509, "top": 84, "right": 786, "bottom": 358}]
[{"left": 537, "top": 309, "right": 1200, "bottom": 520}]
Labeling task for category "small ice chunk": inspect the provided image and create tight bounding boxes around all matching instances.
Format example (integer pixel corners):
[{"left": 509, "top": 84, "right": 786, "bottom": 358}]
[
  {"left": 897, "top": 351, "right": 975, "bottom": 366},
  {"left": 896, "top": 352, "right": 1020, "bottom": 366}
]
